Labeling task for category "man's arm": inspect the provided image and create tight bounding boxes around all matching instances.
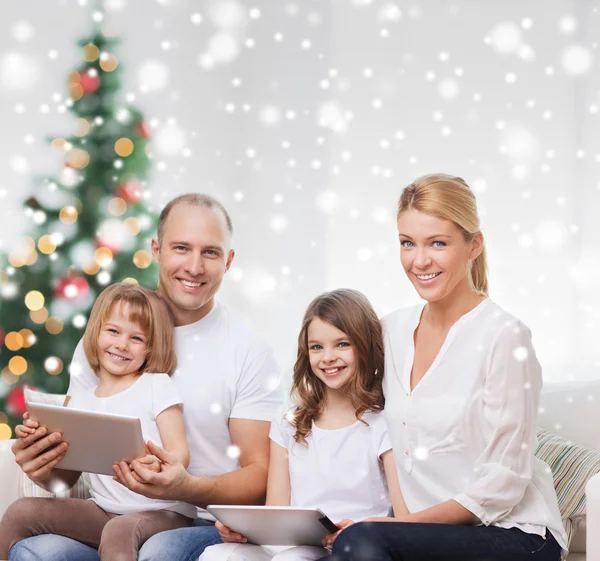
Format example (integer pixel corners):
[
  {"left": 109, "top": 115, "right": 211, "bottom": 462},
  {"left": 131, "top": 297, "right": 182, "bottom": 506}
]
[{"left": 113, "top": 417, "right": 271, "bottom": 507}]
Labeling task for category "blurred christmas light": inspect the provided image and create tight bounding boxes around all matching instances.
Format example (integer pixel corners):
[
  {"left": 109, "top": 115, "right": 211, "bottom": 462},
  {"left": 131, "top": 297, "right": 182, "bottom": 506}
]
[
  {"left": 4, "top": 332, "right": 24, "bottom": 351},
  {"left": 66, "top": 149, "right": 90, "bottom": 169},
  {"left": 25, "top": 290, "right": 45, "bottom": 311},
  {"left": 19, "top": 329, "right": 35, "bottom": 347},
  {"left": 59, "top": 206, "right": 78, "bottom": 224},
  {"left": 97, "top": 270, "right": 112, "bottom": 285},
  {"left": 45, "top": 317, "right": 64, "bottom": 335},
  {"left": 124, "top": 217, "right": 141, "bottom": 235},
  {"left": 30, "top": 307, "right": 48, "bottom": 323},
  {"left": 44, "top": 357, "right": 64, "bottom": 375},
  {"left": 108, "top": 197, "right": 127, "bottom": 216},
  {"left": 115, "top": 138, "right": 134, "bottom": 157},
  {"left": 99, "top": 53, "right": 118, "bottom": 72},
  {"left": 8, "top": 356, "right": 27, "bottom": 376},
  {"left": 94, "top": 247, "right": 114, "bottom": 267},
  {"left": 0, "top": 283, "right": 18, "bottom": 299},
  {"left": 74, "top": 119, "right": 90, "bottom": 137},
  {"left": 83, "top": 43, "right": 99, "bottom": 62},
  {"left": 133, "top": 250, "right": 152, "bottom": 269},
  {"left": 83, "top": 261, "right": 101, "bottom": 275}
]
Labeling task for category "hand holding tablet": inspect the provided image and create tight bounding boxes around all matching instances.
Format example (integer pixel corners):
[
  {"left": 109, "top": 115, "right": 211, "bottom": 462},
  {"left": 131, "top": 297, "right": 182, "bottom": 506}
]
[{"left": 206, "top": 505, "right": 339, "bottom": 546}]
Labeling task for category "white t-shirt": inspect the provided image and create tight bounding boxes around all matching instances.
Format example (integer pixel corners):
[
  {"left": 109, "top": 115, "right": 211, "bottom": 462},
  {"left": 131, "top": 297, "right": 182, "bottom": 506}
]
[
  {"left": 382, "top": 299, "right": 567, "bottom": 553},
  {"left": 270, "top": 406, "right": 392, "bottom": 523},
  {"left": 68, "top": 373, "right": 196, "bottom": 517},
  {"left": 68, "top": 301, "right": 282, "bottom": 520}
]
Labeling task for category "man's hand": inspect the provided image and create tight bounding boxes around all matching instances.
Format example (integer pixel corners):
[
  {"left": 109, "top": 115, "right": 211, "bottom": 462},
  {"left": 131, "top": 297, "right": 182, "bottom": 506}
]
[
  {"left": 12, "top": 412, "right": 68, "bottom": 481},
  {"left": 215, "top": 520, "right": 247, "bottom": 544},
  {"left": 322, "top": 519, "right": 354, "bottom": 549},
  {"left": 113, "top": 440, "right": 189, "bottom": 500}
]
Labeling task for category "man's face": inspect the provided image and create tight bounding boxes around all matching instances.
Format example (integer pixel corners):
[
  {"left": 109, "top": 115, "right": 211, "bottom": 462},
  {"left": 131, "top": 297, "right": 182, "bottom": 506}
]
[{"left": 151, "top": 204, "right": 234, "bottom": 326}]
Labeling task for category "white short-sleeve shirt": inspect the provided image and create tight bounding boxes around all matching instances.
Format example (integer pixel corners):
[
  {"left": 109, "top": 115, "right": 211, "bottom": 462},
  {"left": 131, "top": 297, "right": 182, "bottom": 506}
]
[
  {"left": 68, "top": 301, "right": 282, "bottom": 520},
  {"left": 270, "top": 406, "right": 392, "bottom": 523},
  {"left": 68, "top": 373, "right": 196, "bottom": 517},
  {"left": 382, "top": 299, "right": 567, "bottom": 553}
]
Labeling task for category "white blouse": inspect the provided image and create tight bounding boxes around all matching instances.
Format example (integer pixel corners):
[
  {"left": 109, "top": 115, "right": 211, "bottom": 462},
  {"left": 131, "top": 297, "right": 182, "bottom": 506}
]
[{"left": 382, "top": 299, "right": 567, "bottom": 553}]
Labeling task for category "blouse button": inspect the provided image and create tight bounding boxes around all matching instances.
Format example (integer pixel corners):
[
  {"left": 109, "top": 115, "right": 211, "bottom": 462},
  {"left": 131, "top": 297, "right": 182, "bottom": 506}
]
[
  {"left": 404, "top": 458, "right": 413, "bottom": 473},
  {"left": 402, "top": 421, "right": 406, "bottom": 426}
]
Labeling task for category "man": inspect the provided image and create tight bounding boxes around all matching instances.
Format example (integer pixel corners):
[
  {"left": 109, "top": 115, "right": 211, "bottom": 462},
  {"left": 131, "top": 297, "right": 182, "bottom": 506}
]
[{"left": 10, "top": 194, "right": 281, "bottom": 561}]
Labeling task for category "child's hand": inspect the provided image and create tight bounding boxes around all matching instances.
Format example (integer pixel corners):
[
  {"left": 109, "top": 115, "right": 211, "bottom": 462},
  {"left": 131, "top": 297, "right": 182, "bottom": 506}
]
[
  {"left": 215, "top": 520, "right": 247, "bottom": 544},
  {"left": 129, "top": 454, "right": 160, "bottom": 483},
  {"left": 15, "top": 412, "right": 38, "bottom": 439},
  {"left": 322, "top": 519, "right": 354, "bottom": 549}
]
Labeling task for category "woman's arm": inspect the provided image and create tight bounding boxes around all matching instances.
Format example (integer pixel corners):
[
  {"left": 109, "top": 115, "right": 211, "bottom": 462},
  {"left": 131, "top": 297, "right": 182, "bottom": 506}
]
[
  {"left": 382, "top": 450, "right": 409, "bottom": 518},
  {"left": 156, "top": 404, "right": 189, "bottom": 468},
  {"left": 451, "top": 320, "right": 541, "bottom": 526},
  {"left": 265, "top": 439, "right": 291, "bottom": 506}
]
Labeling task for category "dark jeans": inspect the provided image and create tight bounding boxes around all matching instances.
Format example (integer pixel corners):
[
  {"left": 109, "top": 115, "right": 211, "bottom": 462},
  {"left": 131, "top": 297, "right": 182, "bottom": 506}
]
[{"left": 321, "top": 522, "right": 562, "bottom": 561}]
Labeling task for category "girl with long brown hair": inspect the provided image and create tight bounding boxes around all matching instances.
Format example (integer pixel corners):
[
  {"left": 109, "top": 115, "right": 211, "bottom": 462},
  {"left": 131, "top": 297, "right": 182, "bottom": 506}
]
[{"left": 201, "top": 288, "right": 407, "bottom": 561}]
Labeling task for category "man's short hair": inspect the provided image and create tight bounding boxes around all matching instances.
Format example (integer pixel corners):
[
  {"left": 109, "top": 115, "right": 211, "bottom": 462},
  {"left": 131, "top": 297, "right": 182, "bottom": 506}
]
[{"left": 157, "top": 193, "right": 233, "bottom": 246}]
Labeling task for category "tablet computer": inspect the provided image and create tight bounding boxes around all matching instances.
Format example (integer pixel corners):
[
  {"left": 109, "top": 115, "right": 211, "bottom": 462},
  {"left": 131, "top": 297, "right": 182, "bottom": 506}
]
[
  {"left": 206, "top": 505, "right": 338, "bottom": 546},
  {"left": 26, "top": 401, "right": 145, "bottom": 476}
]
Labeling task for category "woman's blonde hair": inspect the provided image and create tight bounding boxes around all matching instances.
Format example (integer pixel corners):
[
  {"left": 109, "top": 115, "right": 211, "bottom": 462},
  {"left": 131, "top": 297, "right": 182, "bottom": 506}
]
[
  {"left": 398, "top": 173, "right": 488, "bottom": 296},
  {"left": 290, "top": 289, "right": 385, "bottom": 445},
  {"left": 83, "top": 282, "right": 177, "bottom": 376}
]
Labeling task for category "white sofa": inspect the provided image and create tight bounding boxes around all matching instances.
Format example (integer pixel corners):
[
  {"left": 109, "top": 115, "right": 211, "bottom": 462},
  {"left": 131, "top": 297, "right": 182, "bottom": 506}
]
[{"left": 0, "top": 381, "right": 598, "bottom": 560}]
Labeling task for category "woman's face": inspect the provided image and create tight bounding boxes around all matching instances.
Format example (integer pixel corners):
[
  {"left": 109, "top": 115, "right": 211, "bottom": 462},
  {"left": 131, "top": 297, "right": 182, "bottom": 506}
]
[{"left": 397, "top": 209, "right": 482, "bottom": 304}]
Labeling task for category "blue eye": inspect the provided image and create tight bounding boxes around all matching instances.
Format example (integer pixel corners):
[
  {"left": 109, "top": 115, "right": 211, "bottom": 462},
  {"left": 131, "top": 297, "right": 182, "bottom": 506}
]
[
  {"left": 132, "top": 336, "right": 144, "bottom": 342},
  {"left": 400, "top": 240, "right": 414, "bottom": 248},
  {"left": 432, "top": 241, "right": 446, "bottom": 248},
  {"left": 310, "top": 344, "right": 323, "bottom": 351},
  {"left": 338, "top": 341, "right": 351, "bottom": 348}
]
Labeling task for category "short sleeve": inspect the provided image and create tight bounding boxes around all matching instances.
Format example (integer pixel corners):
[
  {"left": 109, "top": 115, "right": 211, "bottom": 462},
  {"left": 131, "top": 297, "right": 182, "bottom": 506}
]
[
  {"left": 150, "top": 374, "right": 183, "bottom": 419},
  {"left": 269, "top": 405, "right": 296, "bottom": 449},
  {"left": 368, "top": 412, "right": 393, "bottom": 458},
  {"left": 230, "top": 347, "right": 283, "bottom": 421},
  {"left": 67, "top": 339, "right": 98, "bottom": 395},
  {"left": 452, "top": 320, "right": 542, "bottom": 526}
]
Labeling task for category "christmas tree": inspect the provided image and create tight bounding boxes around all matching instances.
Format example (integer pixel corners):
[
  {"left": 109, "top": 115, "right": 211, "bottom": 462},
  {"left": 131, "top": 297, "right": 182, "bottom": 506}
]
[{"left": 0, "top": 15, "right": 158, "bottom": 438}]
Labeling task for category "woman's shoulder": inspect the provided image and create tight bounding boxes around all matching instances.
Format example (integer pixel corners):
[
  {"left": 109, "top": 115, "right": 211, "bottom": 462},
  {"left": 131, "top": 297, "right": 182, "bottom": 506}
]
[{"left": 479, "top": 300, "right": 532, "bottom": 336}]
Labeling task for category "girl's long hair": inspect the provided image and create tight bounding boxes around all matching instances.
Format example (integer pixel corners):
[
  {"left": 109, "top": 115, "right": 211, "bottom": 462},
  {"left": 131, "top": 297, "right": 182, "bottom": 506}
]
[{"left": 290, "top": 288, "right": 384, "bottom": 445}]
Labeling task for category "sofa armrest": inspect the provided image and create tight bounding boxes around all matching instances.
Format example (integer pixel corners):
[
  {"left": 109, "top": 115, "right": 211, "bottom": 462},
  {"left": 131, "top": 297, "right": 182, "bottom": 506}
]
[
  {"left": 586, "top": 472, "right": 600, "bottom": 558},
  {"left": 0, "top": 440, "right": 21, "bottom": 518}
]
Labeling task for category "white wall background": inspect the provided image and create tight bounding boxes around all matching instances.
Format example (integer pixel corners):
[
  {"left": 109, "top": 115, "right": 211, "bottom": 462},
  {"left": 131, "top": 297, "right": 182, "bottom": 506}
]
[{"left": 1, "top": 0, "right": 599, "bottom": 383}]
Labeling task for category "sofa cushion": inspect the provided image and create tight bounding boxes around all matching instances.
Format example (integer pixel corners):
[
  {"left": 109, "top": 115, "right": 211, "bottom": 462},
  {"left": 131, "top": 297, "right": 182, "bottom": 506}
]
[
  {"left": 20, "top": 470, "right": 90, "bottom": 500},
  {"left": 536, "top": 428, "right": 600, "bottom": 547}
]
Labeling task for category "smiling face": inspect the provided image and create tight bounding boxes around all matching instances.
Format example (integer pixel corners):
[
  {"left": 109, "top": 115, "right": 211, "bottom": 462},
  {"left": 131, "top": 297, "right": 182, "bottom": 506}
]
[
  {"left": 151, "top": 203, "right": 235, "bottom": 326},
  {"left": 397, "top": 208, "right": 483, "bottom": 304},
  {"left": 97, "top": 303, "right": 148, "bottom": 381},
  {"left": 307, "top": 317, "right": 356, "bottom": 393}
]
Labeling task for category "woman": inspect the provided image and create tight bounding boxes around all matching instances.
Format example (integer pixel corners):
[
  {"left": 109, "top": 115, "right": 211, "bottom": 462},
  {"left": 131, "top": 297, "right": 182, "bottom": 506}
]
[{"left": 322, "top": 174, "right": 567, "bottom": 561}]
